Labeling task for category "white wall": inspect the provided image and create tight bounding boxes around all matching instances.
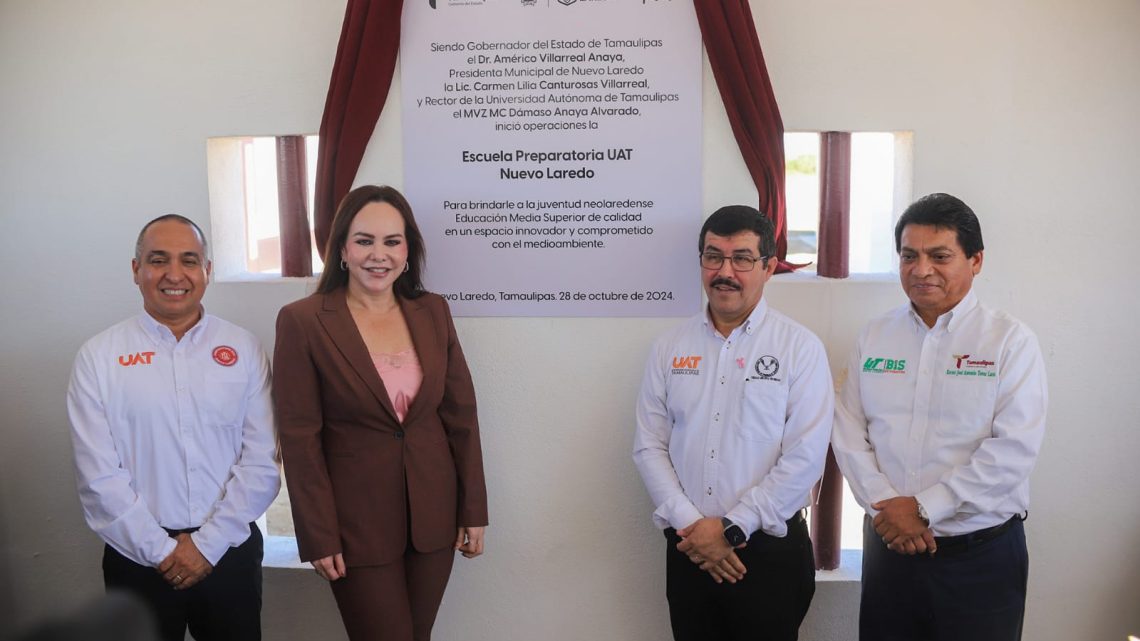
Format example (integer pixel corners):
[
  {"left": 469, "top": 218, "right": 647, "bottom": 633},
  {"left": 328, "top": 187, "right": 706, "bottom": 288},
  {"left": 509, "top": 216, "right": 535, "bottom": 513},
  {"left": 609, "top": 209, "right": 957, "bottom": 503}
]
[{"left": 2, "top": 1, "right": 1138, "bottom": 639}]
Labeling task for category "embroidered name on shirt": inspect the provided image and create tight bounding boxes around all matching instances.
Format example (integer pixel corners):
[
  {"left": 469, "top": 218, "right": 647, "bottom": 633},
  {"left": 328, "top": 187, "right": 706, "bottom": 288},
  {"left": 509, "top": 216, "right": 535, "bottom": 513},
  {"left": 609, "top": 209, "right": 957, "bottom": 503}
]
[
  {"left": 671, "top": 355, "right": 702, "bottom": 376},
  {"left": 118, "top": 351, "right": 156, "bottom": 367},
  {"left": 946, "top": 354, "right": 996, "bottom": 377},
  {"left": 862, "top": 357, "right": 907, "bottom": 374}
]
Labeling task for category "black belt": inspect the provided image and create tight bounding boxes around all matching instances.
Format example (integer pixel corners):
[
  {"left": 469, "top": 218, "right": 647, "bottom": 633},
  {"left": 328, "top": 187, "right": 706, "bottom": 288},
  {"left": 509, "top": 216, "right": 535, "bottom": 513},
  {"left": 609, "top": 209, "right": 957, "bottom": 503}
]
[{"left": 933, "top": 515, "right": 1021, "bottom": 556}]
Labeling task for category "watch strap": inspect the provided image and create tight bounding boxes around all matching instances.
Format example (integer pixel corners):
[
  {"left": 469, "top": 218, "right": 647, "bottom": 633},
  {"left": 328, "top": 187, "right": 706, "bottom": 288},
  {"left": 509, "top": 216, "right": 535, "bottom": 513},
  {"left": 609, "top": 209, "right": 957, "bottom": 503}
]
[{"left": 916, "top": 500, "right": 930, "bottom": 525}]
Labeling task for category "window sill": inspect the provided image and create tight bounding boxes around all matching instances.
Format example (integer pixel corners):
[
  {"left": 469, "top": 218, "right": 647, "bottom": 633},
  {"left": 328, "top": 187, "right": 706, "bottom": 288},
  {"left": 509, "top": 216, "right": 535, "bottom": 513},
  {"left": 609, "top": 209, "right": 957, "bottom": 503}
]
[
  {"left": 265, "top": 534, "right": 864, "bottom": 579},
  {"left": 263, "top": 535, "right": 306, "bottom": 569}
]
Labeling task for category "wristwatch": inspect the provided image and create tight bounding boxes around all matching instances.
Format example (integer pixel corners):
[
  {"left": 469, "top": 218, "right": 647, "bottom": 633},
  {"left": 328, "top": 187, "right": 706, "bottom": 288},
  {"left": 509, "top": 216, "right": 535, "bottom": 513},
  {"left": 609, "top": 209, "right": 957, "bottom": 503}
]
[
  {"left": 721, "top": 517, "right": 747, "bottom": 547},
  {"left": 916, "top": 500, "right": 930, "bottom": 525}
]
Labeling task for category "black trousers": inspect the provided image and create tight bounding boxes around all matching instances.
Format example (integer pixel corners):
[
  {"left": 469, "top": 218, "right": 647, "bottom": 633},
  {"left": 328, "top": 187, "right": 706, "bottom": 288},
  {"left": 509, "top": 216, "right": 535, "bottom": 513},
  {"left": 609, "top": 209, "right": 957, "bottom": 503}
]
[
  {"left": 102, "top": 523, "right": 263, "bottom": 641},
  {"left": 665, "top": 515, "right": 815, "bottom": 641},
  {"left": 860, "top": 515, "right": 1028, "bottom": 641}
]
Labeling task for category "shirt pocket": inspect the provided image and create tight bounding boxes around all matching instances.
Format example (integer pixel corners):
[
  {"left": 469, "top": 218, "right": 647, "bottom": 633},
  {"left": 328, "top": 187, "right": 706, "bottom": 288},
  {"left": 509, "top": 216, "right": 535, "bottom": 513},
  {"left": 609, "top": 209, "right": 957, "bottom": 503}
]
[
  {"left": 861, "top": 372, "right": 914, "bottom": 444},
  {"left": 936, "top": 376, "right": 998, "bottom": 442},
  {"left": 200, "top": 377, "right": 247, "bottom": 430},
  {"left": 739, "top": 381, "right": 788, "bottom": 442}
]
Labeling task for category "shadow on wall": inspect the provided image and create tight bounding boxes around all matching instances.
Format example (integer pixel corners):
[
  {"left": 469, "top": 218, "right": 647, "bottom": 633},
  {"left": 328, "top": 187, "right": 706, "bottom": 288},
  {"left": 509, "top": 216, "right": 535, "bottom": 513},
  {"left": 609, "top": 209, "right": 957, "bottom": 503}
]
[
  {"left": 7, "top": 592, "right": 159, "bottom": 641},
  {"left": 0, "top": 492, "right": 13, "bottom": 639}
]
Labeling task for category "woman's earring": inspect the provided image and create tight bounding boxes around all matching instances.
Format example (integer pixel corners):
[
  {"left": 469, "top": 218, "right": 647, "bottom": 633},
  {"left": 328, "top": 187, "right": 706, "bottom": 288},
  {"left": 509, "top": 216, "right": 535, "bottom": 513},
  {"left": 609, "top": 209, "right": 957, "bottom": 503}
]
[
  {"left": 340, "top": 259, "right": 348, "bottom": 271},
  {"left": 403, "top": 262, "right": 410, "bottom": 273}
]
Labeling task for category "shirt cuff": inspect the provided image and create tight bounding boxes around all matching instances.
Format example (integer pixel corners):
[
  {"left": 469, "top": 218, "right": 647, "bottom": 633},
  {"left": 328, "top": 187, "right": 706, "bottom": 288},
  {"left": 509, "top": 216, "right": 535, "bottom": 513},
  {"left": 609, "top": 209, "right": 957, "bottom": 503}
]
[
  {"left": 725, "top": 507, "right": 770, "bottom": 539},
  {"left": 652, "top": 496, "right": 704, "bottom": 531},
  {"left": 915, "top": 484, "right": 956, "bottom": 527},
  {"left": 147, "top": 537, "right": 178, "bottom": 568},
  {"left": 191, "top": 525, "right": 246, "bottom": 567}
]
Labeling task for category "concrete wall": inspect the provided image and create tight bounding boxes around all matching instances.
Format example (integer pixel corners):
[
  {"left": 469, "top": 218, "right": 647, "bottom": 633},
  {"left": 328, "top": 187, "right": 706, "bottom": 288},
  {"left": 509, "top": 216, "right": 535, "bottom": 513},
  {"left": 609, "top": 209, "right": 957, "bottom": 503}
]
[{"left": 2, "top": 1, "right": 1137, "bottom": 639}]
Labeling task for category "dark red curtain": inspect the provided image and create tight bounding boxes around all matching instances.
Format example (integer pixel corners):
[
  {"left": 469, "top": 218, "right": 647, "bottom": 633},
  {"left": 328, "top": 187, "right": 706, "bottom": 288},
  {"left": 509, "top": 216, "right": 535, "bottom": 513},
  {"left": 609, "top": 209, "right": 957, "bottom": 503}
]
[
  {"left": 811, "top": 447, "right": 844, "bottom": 570},
  {"left": 817, "top": 131, "right": 851, "bottom": 278},
  {"left": 276, "top": 136, "right": 313, "bottom": 277},
  {"left": 313, "top": 0, "right": 404, "bottom": 261},
  {"left": 693, "top": 1, "right": 797, "bottom": 272}
]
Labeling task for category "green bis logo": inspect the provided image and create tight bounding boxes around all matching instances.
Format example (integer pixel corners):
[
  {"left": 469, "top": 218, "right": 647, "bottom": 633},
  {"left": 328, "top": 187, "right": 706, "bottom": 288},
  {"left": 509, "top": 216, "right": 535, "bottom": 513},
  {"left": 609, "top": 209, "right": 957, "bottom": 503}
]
[{"left": 863, "top": 357, "right": 907, "bottom": 374}]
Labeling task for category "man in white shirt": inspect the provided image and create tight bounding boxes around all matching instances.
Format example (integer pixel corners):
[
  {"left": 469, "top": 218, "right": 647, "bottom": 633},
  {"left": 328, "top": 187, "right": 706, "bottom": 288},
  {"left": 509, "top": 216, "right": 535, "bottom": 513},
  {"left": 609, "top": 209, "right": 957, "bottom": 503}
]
[
  {"left": 67, "top": 215, "right": 280, "bottom": 641},
  {"left": 832, "top": 193, "right": 1047, "bottom": 641},
  {"left": 634, "top": 206, "right": 833, "bottom": 640}
]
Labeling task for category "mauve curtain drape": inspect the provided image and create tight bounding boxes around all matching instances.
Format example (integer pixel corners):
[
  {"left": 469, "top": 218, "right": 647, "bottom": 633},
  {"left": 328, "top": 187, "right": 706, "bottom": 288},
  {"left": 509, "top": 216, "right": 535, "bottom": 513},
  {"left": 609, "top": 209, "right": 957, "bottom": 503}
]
[
  {"left": 813, "top": 130, "right": 849, "bottom": 566},
  {"left": 817, "top": 131, "right": 851, "bottom": 279},
  {"left": 313, "top": 0, "right": 404, "bottom": 260},
  {"left": 276, "top": 135, "right": 313, "bottom": 277},
  {"left": 811, "top": 448, "right": 844, "bottom": 570},
  {"left": 693, "top": 0, "right": 798, "bottom": 272}
]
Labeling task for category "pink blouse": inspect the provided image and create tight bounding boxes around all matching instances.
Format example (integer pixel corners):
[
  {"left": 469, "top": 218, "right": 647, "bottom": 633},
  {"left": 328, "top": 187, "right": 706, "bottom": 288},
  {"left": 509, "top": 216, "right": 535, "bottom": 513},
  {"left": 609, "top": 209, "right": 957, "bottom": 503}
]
[{"left": 372, "top": 349, "right": 423, "bottom": 423}]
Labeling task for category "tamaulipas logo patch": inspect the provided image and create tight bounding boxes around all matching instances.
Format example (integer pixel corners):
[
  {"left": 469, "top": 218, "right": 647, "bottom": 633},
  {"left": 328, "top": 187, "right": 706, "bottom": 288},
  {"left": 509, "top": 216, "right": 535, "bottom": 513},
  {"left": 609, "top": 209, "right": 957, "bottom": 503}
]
[{"left": 946, "top": 354, "right": 996, "bottom": 377}]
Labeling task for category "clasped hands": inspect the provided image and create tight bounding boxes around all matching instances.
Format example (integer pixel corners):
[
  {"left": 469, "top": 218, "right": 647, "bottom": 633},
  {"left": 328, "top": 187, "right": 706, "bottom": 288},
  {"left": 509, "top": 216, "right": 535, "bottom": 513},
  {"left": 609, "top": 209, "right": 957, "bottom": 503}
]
[
  {"left": 676, "top": 517, "right": 747, "bottom": 585},
  {"left": 157, "top": 533, "right": 213, "bottom": 590},
  {"left": 872, "top": 496, "right": 938, "bottom": 556}
]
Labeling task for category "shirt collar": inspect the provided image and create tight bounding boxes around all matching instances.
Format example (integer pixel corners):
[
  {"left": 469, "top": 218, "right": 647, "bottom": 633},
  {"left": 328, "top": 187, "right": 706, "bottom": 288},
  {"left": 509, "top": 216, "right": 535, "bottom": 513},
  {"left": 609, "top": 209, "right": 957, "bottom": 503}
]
[
  {"left": 136, "top": 307, "right": 209, "bottom": 344},
  {"left": 907, "top": 289, "right": 978, "bottom": 333},
  {"left": 702, "top": 298, "right": 769, "bottom": 338}
]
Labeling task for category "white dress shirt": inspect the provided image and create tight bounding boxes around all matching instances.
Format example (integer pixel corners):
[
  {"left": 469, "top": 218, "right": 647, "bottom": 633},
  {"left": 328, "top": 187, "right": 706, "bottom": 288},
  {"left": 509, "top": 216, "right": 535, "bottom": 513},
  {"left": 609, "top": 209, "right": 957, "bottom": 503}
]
[
  {"left": 633, "top": 299, "right": 834, "bottom": 538},
  {"left": 68, "top": 311, "right": 280, "bottom": 566},
  {"left": 832, "top": 290, "right": 1047, "bottom": 536}
]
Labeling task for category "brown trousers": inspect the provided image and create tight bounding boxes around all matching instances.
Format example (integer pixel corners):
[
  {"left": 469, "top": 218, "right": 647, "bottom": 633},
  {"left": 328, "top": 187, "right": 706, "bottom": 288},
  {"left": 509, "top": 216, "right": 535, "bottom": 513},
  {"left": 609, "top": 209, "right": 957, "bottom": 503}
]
[{"left": 330, "top": 546, "right": 455, "bottom": 641}]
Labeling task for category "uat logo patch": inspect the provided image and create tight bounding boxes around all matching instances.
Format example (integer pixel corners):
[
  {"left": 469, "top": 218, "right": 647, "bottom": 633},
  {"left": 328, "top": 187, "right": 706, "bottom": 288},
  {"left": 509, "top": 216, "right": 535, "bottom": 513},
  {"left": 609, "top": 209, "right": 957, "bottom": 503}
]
[
  {"left": 212, "top": 345, "right": 238, "bottom": 367},
  {"left": 118, "top": 351, "right": 155, "bottom": 367}
]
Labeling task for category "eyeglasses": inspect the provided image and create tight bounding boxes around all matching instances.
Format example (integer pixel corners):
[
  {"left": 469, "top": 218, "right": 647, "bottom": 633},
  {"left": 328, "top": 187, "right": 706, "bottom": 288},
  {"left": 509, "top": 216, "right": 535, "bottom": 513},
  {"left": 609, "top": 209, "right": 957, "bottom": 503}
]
[{"left": 700, "top": 252, "right": 768, "bottom": 272}]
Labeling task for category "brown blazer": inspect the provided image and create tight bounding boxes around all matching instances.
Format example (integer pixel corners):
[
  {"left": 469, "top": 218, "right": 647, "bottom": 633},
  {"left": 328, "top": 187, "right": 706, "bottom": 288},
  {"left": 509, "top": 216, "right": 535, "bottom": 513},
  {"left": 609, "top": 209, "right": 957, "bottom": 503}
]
[{"left": 272, "top": 289, "right": 488, "bottom": 566}]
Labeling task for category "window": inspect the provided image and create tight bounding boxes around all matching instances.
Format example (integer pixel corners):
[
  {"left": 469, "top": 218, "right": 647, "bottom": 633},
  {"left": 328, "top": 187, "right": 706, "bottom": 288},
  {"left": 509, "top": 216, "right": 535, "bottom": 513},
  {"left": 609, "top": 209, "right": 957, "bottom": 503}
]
[
  {"left": 784, "top": 131, "right": 913, "bottom": 275},
  {"left": 206, "top": 135, "right": 323, "bottom": 279},
  {"left": 784, "top": 133, "right": 822, "bottom": 268},
  {"left": 266, "top": 484, "right": 295, "bottom": 538},
  {"left": 790, "top": 131, "right": 914, "bottom": 570}
]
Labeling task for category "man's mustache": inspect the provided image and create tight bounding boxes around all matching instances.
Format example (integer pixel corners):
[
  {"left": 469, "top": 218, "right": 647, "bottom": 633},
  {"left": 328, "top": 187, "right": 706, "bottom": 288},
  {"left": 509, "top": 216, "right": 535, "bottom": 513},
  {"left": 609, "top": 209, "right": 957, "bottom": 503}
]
[{"left": 710, "top": 277, "right": 741, "bottom": 291}]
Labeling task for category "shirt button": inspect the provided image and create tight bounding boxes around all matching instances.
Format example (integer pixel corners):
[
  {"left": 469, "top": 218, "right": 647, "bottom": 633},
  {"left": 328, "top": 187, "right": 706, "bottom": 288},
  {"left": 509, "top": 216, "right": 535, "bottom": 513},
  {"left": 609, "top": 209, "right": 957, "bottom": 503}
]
[
  {"left": 710, "top": 450, "right": 716, "bottom": 459},
  {"left": 707, "top": 487, "right": 713, "bottom": 495},
  {"left": 395, "top": 431, "right": 405, "bottom": 440},
  {"left": 720, "top": 376, "right": 725, "bottom": 384}
]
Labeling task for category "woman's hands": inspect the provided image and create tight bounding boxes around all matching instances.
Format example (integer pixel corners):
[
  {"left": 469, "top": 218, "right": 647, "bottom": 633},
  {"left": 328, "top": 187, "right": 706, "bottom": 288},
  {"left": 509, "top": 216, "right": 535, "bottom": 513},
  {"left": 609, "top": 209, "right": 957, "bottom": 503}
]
[
  {"left": 455, "top": 526, "right": 485, "bottom": 559},
  {"left": 312, "top": 529, "right": 484, "bottom": 578},
  {"left": 311, "top": 552, "right": 346, "bottom": 581}
]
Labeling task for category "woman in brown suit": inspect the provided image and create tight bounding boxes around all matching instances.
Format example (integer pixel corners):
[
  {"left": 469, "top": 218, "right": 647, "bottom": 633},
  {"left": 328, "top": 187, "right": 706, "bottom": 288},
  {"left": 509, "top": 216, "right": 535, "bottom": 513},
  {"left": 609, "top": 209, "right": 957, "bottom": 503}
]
[{"left": 272, "top": 185, "right": 488, "bottom": 641}]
